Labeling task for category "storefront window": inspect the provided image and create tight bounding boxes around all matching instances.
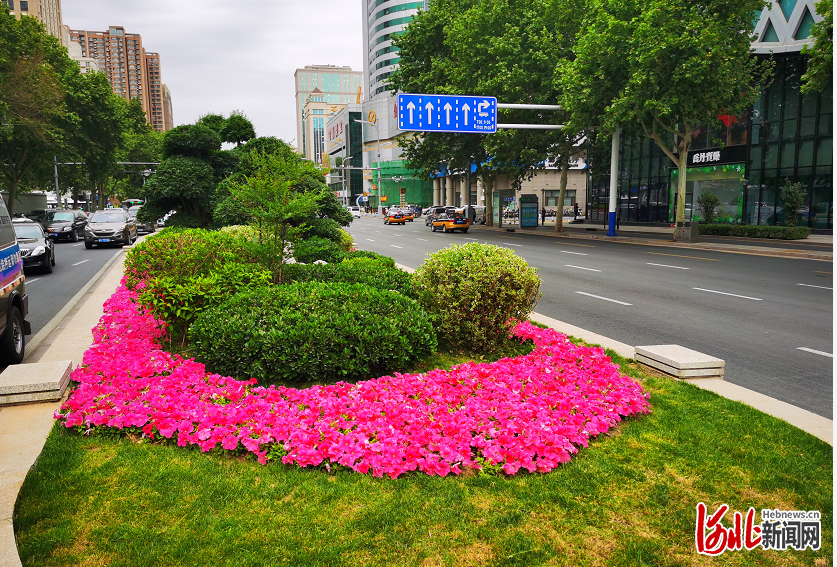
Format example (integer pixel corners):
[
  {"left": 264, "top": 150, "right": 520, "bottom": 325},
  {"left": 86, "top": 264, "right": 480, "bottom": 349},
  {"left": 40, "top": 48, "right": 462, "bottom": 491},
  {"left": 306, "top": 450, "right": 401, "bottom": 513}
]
[{"left": 671, "top": 165, "right": 745, "bottom": 223}]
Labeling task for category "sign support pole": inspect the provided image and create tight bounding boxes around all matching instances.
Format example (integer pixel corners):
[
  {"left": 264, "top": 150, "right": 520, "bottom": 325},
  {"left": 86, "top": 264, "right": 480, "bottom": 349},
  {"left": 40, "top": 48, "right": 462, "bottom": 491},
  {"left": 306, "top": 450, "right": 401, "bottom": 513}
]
[{"left": 607, "top": 126, "right": 620, "bottom": 237}]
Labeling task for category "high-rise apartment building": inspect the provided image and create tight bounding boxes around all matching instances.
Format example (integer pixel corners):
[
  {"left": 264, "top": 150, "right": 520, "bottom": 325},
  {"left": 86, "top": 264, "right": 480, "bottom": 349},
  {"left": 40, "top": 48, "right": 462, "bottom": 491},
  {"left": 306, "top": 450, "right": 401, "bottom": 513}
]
[
  {"left": 161, "top": 84, "right": 174, "bottom": 132},
  {"left": 294, "top": 65, "right": 362, "bottom": 155},
  {"left": 69, "top": 26, "right": 172, "bottom": 132},
  {"left": 362, "top": 0, "right": 428, "bottom": 101},
  {"left": 5, "top": 0, "right": 64, "bottom": 44}
]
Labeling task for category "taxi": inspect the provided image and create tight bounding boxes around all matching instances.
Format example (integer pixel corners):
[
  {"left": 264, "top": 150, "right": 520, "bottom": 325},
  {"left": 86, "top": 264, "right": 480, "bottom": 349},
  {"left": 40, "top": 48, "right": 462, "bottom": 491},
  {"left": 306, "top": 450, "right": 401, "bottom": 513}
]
[
  {"left": 399, "top": 208, "right": 414, "bottom": 222},
  {"left": 430, "top": 211, "right": 469, "bottom": 233},
  {"left": 384, "top": 212, "right": 407, "bottom": 225}
]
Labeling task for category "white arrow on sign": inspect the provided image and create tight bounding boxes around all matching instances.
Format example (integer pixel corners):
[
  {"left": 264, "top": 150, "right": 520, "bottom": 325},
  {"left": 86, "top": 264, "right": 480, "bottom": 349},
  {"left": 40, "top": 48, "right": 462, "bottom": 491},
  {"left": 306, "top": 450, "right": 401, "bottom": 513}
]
[
  {"left": 478, "top": 99, "right": 491, "bottom": 117},
  {"left": 443, "top": 102, "right": 452, "bottom": 125},
  {"left": 462, "top": 103, "right": 470, "bottom": 125},
  {"left": 424, "top": 101, "right": 434, "bottom": 123},
  {"left": 406, "top": 101, "right": 415, "bottom": 123}
]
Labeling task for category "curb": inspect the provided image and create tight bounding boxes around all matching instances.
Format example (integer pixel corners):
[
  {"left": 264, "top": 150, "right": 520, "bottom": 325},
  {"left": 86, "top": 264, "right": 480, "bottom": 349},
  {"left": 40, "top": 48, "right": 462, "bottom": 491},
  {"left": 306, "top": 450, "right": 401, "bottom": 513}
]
[
  {"left": 24, "top": 248, "right": 126, "bottom": 362},
  {"left": 465, "top": 225, "right": 833, "bottom": 261}
]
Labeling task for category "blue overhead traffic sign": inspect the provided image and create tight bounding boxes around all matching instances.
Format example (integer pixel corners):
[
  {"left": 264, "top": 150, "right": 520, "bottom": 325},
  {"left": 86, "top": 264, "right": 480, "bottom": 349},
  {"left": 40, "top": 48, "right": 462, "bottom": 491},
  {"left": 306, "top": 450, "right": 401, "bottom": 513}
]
[{"left": 397, "top": 93, "right": 497, "bottom": 134}]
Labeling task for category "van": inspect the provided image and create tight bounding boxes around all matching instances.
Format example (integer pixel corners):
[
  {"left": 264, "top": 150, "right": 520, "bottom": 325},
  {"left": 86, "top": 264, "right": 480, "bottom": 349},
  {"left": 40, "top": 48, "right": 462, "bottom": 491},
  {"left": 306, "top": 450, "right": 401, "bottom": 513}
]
[
  {"left": 0, "top": 195, "right": 31, "bottom": 364},
  {"left": 347, "top": 206, "right": 362, "bottom": 218}
]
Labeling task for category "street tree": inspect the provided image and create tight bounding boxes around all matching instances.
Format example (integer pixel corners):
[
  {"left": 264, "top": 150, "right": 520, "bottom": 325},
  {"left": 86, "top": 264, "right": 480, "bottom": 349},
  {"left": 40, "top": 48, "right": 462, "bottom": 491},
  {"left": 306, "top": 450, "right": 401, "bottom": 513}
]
[
  {"left": 801, "top": 0, "right": 833, "bottom": 94},
  {"left": 0, "top": 7, "right": 71, "bottom": 215},
  {"left": 560, "top": 0, "right": 770, "bottom": 239}
]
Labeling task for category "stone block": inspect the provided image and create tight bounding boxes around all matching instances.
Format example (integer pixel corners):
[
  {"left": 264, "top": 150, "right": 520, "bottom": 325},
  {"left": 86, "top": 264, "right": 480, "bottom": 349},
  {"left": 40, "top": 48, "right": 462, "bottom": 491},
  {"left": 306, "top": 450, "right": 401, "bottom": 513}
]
[
  {"left": 635, "top": 345, "right": 724, "bottom": 380},
  {"left": 0, "top": 360, "right": 72, "bottom": 406}
]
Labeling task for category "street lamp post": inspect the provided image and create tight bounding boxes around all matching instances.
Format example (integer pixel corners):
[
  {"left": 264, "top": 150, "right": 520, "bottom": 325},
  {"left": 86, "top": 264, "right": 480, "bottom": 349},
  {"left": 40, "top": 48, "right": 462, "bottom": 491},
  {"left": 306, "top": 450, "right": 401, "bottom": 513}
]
[{"left": 357, "top": 119, "right": 382, "bottom": 216}]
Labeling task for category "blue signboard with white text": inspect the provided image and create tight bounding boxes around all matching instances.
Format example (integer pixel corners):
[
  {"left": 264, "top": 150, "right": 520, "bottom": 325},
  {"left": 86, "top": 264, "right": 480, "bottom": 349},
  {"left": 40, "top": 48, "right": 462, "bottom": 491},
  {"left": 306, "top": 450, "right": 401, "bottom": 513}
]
[{"left": 397, "top": 94, "right": 497, "bottom": 134}]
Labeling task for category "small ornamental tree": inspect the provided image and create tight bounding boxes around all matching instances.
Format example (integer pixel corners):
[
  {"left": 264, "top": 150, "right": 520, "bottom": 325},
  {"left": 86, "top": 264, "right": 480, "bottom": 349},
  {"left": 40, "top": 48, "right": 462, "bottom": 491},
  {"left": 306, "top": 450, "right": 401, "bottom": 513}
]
[
  {"left": 781, "top": 179, "right": 806, "bottom": 227},
  {"left": 560, "top": 0, "right": 771, "bottom": 240},
  {"left": 221, "top": 111, "right": 256, "bottom": 147},
  {"left": 696, "top": 191, "right": 721, "bottom": 224}
]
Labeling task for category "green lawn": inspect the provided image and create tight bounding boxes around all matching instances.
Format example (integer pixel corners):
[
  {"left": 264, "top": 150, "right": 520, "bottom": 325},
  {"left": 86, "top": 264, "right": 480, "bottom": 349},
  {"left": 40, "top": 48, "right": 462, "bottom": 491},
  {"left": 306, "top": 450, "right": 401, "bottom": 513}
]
[{"left": 14, "top": 350, "right": 832, "bottom": 567}]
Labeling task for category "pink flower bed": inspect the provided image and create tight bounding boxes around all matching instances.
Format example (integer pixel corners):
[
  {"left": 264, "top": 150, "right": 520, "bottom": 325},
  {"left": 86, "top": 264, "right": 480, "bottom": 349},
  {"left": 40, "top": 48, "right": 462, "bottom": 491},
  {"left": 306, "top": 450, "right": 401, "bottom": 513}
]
[{"left": 56, "top": 280, "right": 651, "bottom": 478}]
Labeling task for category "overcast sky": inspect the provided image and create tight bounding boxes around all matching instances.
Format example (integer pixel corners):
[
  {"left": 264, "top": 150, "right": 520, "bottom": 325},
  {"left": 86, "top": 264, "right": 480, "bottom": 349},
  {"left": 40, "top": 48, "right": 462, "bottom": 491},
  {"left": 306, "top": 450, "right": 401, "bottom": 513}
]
[{"left": 63, "top": 0, "right": 364, "bottom": 144}]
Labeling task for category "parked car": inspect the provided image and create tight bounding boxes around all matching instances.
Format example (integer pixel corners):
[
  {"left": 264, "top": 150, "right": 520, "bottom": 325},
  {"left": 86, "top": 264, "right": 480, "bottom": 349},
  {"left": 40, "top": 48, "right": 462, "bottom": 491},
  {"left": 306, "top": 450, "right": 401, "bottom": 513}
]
[
  {"left": 347, "top": 206, "right": 362, "bottom": 218},
  {"left": 424, "top": 205, "right": 457, "bottom": 226},
  {"left": 431, "top": 212, "right": 469, "bottom": 233},
  {"left": 0, "top": 195, "right": 31, "bottom": 364},
  {"left": 127, "top": 205, "right": 156, "bottom": 234},
  {"left": 12, "top": 219, "right": 55, "bottom": 274},
  {"left": 384, "top": 212, "right": 407, "bottom": 225},
  {"left": 84, "top": 209, "right": 138, "bottom": 248},
  {"left": 27, "top": 209, "right": 48, "bottom": 223},
  {"left": 41, "top": 209, "right": 87, "bottom": 242}
]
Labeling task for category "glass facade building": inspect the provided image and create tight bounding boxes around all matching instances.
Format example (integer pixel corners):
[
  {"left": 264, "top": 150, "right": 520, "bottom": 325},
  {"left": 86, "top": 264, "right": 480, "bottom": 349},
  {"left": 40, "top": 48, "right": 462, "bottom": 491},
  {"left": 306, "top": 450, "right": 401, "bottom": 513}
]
[{"left": 586, "top": 6, "right": 832, "bottom": 232}]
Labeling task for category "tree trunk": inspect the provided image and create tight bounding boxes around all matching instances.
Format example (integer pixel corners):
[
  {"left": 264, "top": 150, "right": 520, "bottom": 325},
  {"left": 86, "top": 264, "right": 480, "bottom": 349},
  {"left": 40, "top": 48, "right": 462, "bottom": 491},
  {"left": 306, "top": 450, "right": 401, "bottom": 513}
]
[
  {"left": 673, "top": 148, "right": 689, "bottom": 241},
  {"left": 555, "top": 153, "right": 569, "bottom": 233},
  {"left": 485, "top": 175, "right": 495, "bottom": 227},
  {"left": 7, "top": 176, "right": 18, "bottom": 217}
]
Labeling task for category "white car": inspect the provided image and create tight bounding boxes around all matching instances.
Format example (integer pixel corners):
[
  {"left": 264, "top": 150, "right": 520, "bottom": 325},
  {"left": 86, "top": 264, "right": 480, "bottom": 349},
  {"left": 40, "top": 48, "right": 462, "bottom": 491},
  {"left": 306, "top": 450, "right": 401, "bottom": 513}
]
[{"left": 347, "top": 206, "right": 362, "bottom": 218}]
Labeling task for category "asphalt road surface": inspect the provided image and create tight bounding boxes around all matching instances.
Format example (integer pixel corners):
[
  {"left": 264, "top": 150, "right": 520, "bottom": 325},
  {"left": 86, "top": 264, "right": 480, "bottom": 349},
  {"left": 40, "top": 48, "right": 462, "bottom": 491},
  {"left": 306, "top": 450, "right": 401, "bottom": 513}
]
[
  {"left": 347, "top": 216, "right": 834, "bottom": 419},
  {"left": 22, "top": 239, "right": 125, "bottom": 338}
]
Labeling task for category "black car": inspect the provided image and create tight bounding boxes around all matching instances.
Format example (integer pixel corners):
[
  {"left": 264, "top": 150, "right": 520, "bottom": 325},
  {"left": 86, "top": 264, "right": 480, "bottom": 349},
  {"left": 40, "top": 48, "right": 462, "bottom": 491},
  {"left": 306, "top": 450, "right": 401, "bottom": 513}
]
[
  {"left": 13, "top": 219, "right": 55, "bottom": 274},
  {"left": 42, "top": 209, "right": 87, "bottom": 242},
  {"left": 84, "top": 209, "right": 138, "bottom": 248}
]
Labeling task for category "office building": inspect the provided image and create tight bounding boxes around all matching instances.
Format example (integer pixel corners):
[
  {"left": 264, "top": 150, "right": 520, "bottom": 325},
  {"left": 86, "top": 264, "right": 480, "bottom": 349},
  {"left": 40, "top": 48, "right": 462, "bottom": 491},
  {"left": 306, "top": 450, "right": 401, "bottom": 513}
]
[
  {"left": 301, "top": 89, "right": 346, "bottom": 165},
  {"left": 326, "top": 103, "right": 364, "bottom": 204},
  {"left": 585, "top": 0, "right": 832, "bottom": 231},
  {"left": 69, "top": 26, "right": 172, "bottom": 132},
  {"left": 362, "top": 0, "right": 429, "bottom": 101},
  {"left": 294, "top": 65, "right": 362, "bottom": 154},
  {"left": 5, "top": 0, "right": 64, "bottom": 44}
]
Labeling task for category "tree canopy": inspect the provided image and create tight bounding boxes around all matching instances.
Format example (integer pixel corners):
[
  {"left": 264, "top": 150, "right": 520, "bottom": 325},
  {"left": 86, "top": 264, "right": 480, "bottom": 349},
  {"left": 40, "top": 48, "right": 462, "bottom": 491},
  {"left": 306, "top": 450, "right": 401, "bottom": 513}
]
[{"left": 801, "top": 0, "right": 833, "bottom": 94}]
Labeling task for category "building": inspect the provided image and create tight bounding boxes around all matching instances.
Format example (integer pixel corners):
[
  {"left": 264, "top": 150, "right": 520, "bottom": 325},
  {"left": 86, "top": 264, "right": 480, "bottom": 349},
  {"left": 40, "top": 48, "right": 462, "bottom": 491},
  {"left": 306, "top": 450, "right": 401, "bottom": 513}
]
[
  {"left": 586, "top": 0, "right": 832, "bottom": 231},
  {"left": 301, "top": 89, "right": 346, "bottom": 165},
  {"left": 362, "top": 0, "right": 429, "bottom": 101},
  {"left": 5, "top": 0, "right": 64, "bottom": 45},
  {"left": 68, "top": 26, "right": 171, "bottom": 132},
  {"left": 326, "top": 103, "right": 364, "bottom": 204},
  {"left": 161, "top": 84, "right": 174, "bottom": 132},
  {"left": 61, "top": 26, "right": 99, "bottom": 74},
  {"left": 294, "top": 65, "right": 362, "bottom": 155}
]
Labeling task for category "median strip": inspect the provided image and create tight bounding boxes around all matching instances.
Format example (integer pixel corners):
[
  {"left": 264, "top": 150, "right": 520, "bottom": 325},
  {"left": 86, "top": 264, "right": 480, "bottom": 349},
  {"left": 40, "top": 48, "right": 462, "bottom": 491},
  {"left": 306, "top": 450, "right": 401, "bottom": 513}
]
[{"left": 693, "top": 287, "right": 762, "bottom": 301}]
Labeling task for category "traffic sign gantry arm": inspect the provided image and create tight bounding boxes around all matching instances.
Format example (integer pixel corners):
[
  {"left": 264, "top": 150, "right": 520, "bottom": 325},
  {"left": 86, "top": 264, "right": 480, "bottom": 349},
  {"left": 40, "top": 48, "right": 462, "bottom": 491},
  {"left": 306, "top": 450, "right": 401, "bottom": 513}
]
[{"left": 397, "top": 94, "right": 563, "bottom": 132}]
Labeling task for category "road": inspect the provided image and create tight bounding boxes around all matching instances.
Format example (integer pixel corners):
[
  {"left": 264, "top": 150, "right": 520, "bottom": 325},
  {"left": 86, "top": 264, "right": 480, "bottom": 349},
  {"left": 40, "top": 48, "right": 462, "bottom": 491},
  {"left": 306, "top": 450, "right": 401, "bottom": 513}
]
[
  {"left": 346, "top": 216, "right": 834, "bottom": 419},
  {"left": 22, "top": 239, "right": 125, "bottom": 337}
]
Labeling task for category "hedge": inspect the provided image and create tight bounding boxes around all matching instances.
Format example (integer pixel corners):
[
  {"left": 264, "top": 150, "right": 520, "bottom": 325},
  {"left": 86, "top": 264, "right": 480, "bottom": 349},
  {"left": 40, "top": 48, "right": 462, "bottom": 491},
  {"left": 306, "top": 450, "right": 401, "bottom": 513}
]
[
  {"left": 281, "top": 258, "right": 415, "bottom": 297},
  {"left": 188, "top": 282, "right": 436, "bottom": 386},
  {"left": 342, "top": 250, "right": 396, "bottom": 267},
  {"left": 698, "top": 224, "right": 811, "bottom": 240}
]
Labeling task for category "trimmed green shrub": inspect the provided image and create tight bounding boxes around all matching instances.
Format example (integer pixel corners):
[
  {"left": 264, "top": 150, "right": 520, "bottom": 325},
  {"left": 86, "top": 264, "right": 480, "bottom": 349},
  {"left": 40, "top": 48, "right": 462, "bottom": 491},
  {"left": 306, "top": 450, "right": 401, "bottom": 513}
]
[
  {"left": 698, "top": 224, "right": 811, "bottom": 240},
  {"left": 188, "top": 282, "right": 437, "bottom": 385},
  {"left": 337, "top": 228, "right": 354, "bottom": 252},
  {"left": 413, "top": 243, "right": 541, "bottom": 351},
  {"left": 343, "top": 250, "right": 396, "bottom": 268},
  {"left": 124, "top": 228, "right": 254, "bottom": 288},
  {"left": 781, "top": 179, "right": 806, "bottom": 227},
  {"left": 695, "top": 191, "right": 721, "bottom": 224},
  {"left": 281, "top": 258, "right": 415, "bottom": 297},
  {"left": 138, "top": 263, "right": 273, "bottom": 344},
  {"left": 293, "top": 236, "right": 344, "bottom": 264}
]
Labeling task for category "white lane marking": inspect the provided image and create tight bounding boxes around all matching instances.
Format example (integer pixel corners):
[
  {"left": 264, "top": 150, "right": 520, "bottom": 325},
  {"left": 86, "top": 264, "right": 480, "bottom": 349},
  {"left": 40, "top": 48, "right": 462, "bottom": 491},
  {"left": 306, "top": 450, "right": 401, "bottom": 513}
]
[
  {"left": 390, "top": 245, "right": 402, "bottom": 249},
  {"left": 797, "top": 283, "right": 832, "bottom": 290},
  {"left": 648, "top": 262, "right": 689, "bottom": 270},
  {"left": 374, "top": 231, "right": 381, "bottom": 233},
  {"left": 561, "top": 250, "right": 587, "bottom": 256},
  {"left": 693, "top": 287, "right": 762, "bottom": 301},
  {"left": 413, "top": 231, "right": 420, "bottom": 233},
  {"left": 393, "top": 234, "right": 402, "bottom": 237},
  {"left": 576, "top": 291, "right": 632, "bottom": 306},
  {"left": 565, "top": 265, "right": 601, "bottom": 272},
  {"left": 72, "top": 243, "right": 83, "bottom": 247},
  {"left": 416, "top": 238, "right": 427, "bottom": 241},
  {"left": 72, "top": 259, "right": 90, "bottom": 266},
  {"left": 797, "top": 347, "right": 833, "bottom": 358},
  {"left": 465, "top": 237, "right": 479, "bottom": 241},
  {"left": 25, "top": 278, "right": 41, "bottom": 284},
  {"left": 503, "top": 242, "right": 523, "bottom": 247},
  {"left": 366, "top": 239, "right": 375, "bottom": 242}
]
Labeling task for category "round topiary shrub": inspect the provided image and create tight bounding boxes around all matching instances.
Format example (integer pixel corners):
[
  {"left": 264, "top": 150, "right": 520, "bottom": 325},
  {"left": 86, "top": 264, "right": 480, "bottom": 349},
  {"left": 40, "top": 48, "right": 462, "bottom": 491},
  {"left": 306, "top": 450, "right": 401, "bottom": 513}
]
[
  {"left": 293, "top": 236, "right": 344, "bottom": 264},
  {"left": 188, "top": 282, "right": 437, "bottom": 385},
  {"left": 413, "top": 243, "right": 541, "bottom": 351},
  {"left": 281, "top": 258, "right": 414, "bottom": 297}
]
